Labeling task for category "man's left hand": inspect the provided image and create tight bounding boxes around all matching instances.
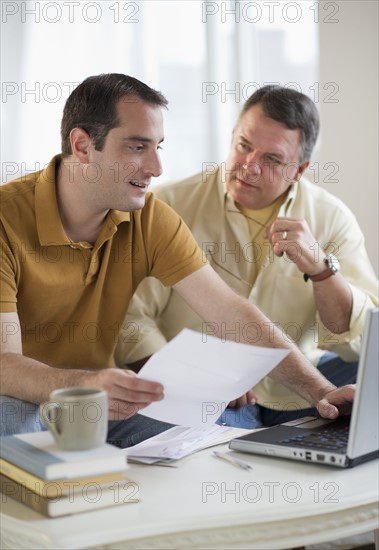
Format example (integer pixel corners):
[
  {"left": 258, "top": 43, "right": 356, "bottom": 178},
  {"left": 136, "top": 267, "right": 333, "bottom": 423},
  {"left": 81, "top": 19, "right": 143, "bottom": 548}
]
[
  {"left": 265, "top": 217, "right": 329, "bottom": 276},
  {"left": 228, "top": 389, "right": 258, "bottom": 409}
]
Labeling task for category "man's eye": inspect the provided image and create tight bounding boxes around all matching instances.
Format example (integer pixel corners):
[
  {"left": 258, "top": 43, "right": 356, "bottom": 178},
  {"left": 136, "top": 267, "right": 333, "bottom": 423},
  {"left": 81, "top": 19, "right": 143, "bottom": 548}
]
[
  {"left": 266, "top": 156, "right": 281, "bottom": 164},
  {"left": 237, "top": 142, "right": 249, "bottom": 151}
]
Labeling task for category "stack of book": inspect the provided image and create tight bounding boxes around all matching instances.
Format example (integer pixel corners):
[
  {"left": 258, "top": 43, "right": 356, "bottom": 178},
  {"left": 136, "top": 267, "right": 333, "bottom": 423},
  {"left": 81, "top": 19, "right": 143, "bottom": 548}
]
[{"left": 0, "top": 431, "right": 138, "bottom": 517}]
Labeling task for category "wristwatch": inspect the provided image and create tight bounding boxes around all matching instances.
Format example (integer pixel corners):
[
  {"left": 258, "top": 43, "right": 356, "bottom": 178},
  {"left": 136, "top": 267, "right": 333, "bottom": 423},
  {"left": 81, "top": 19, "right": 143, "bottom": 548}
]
[{"left": 303, "top": 253, "right": 340, "bottom": 282}]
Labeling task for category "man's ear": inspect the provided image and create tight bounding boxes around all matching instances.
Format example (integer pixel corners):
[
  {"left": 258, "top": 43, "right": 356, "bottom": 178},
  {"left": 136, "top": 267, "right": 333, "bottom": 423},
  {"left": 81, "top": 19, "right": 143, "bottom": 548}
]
[
  {"left": 297, "top": 160, "right": 310, "bottom": 180},
  {"left": 70, "top": 127, "right": 92, "bottom": 163}
]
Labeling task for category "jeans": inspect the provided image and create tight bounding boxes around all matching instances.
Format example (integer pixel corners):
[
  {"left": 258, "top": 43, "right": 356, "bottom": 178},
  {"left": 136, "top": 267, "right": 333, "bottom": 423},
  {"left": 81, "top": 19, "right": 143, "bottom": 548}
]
[
  {"left": 0, "top": 396, "right": 174, "bottom": 448},
  {"left": 107, "top": 415, "right": 174, "bottom": 448},
  {"left": 0, "top": 397, "right": 46, "bottom": 436},
  {"left": 0, "top": 352, "right": 358, "bottom": 440},
  {"left": 217, "top": 352, "right": 358, "bottom": 428}
]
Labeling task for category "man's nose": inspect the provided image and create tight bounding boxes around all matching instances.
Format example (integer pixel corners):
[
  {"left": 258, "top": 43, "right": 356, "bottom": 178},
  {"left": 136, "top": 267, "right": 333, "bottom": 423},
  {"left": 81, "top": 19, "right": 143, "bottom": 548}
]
[
  {"left": 243, "top": 152, "right": 262, "bottom": 176},
  {"left": 144, "top": 150, "right": 163, "bottom": 178}
]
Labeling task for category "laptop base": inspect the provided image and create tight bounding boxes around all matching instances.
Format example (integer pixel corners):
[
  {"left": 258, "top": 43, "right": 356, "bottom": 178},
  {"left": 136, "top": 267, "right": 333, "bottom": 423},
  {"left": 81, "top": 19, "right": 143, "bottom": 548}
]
[{"left": 230, "top": 415, "right": 379, "bottom": 468}]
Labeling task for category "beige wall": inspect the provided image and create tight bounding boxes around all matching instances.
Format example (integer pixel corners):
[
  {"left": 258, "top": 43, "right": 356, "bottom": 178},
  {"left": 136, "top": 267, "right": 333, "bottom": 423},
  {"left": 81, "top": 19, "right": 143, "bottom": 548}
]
[{"left": 318, "top": 0, "right": 378, "bottom": 275}]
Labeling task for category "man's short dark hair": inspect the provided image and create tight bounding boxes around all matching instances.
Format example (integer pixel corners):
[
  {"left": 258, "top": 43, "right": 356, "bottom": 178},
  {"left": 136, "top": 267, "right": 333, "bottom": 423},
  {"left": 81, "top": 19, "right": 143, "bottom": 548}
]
[
  {"left": 61, "top": 73, "right": 168, "bottom": 157},
  {"left": 239, "top": 85, "right": 320, "bottom": 164}
]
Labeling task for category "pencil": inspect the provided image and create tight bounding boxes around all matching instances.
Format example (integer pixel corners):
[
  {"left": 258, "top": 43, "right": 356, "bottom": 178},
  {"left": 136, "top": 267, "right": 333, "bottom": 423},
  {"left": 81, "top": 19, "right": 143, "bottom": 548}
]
[{"left": 213, "top": 450, "right": 253, "bottom": 471}]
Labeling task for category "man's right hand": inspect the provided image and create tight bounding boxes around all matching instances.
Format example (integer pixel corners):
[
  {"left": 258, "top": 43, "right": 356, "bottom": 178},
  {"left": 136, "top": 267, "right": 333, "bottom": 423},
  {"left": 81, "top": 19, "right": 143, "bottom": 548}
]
[{"left": 83, "top": 368, "right": 164, "bottom": 420}]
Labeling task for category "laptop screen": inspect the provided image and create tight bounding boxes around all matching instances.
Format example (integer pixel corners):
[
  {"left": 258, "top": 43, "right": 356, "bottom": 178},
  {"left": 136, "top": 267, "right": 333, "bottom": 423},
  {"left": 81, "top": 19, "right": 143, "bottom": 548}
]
[{"left": 347, "top": 307, "right": 379, "bottom": 458}]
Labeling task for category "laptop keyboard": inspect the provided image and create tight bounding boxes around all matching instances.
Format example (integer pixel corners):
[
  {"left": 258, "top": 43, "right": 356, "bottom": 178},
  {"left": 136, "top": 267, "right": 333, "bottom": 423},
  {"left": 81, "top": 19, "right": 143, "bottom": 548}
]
[{"left": 278, "top": 425, "right": 349, "bottom": 452}]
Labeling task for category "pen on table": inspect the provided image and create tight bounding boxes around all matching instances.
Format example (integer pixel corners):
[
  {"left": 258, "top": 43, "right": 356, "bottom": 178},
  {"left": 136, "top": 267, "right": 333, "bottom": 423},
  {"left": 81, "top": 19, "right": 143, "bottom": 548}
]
[{"left": 213, "top": 450, "right": 253, "bottom": 471}]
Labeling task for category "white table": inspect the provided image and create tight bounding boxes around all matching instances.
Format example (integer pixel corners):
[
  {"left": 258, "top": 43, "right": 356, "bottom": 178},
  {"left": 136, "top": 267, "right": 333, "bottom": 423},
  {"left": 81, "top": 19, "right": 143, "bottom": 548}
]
[{"left": 1, "top": 444, "right": 378, "bottom": 550}]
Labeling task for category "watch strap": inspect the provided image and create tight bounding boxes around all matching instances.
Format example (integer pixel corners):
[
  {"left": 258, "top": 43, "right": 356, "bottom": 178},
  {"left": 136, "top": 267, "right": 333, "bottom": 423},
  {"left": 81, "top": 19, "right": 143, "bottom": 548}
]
[{"left": 303, "top": 269, "right": 336, "bottom": 282}]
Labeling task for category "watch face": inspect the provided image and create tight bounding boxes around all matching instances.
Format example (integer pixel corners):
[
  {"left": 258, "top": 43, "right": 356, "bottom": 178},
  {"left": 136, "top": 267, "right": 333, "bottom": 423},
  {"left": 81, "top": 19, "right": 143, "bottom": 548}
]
[{"left": 327, "top": 253, "right": 340, "bottom": 272}]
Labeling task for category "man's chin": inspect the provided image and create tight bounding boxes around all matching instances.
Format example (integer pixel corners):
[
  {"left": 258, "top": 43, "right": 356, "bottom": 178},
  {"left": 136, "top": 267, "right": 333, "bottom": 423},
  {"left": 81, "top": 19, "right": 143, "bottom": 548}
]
[{"left": 112, "top": 198, "right": 146, "bottom": 213}]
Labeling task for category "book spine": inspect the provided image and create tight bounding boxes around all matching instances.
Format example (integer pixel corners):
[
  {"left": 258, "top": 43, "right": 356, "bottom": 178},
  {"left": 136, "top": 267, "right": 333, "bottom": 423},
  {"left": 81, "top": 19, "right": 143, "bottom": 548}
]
[
  {"left": 0, "top": 459, "right": 128, "bottom": 498},
  {"left": 1, "top": 474, "right": 140, "bottom": 518},
  {"left": 0, "top": 459, "right": 54, "bottom": 497},
  {"left": 0, "top": 474, "right": 50, "bottom": 517},
  {"left": 0, "top": 444, "right": 49, "bottom": 479},
  {"left": 0, "top": 460, "right": 93, "bottom": 498},
  {"left": 0, "top": 439, "right": 127, "bottom": 480}
]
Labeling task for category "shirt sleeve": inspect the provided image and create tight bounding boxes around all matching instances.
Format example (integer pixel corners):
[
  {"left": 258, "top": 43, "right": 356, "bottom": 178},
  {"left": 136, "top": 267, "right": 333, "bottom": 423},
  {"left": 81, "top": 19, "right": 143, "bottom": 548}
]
[
  {"left": 315, "top": 209, "right": 378, "bottom": 359},
  {"left": 0, "top": 230, "right": 18, "bottom": 313}
]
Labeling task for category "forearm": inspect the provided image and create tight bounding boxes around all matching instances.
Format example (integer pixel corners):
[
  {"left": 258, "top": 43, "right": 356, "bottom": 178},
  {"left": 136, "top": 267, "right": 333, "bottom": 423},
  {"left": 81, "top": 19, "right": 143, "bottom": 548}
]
[
  {"left": 1, "top": 351, "right": 166, "bottom": 421},
  {"left": 229, "top": 303, "right": 336, "bottom": 406},
  {"left": 0, "top": 352, "right": 90, "bottom": 404},
  {"left": 312, "top": 273, "right": 353, "bottom": 333},
  {"left": 175, "top": 266, "right": 335, "bottom": 405},
  {"left": 268, "top": 346, "right": 336, "bottom": 406}
]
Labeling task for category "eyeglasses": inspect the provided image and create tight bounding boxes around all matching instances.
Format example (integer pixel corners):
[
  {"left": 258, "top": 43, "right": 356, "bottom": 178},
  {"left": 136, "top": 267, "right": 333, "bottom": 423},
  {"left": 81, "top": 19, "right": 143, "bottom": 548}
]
[{"left": 210, "top": 257, "right": 252, "bottom": 288}]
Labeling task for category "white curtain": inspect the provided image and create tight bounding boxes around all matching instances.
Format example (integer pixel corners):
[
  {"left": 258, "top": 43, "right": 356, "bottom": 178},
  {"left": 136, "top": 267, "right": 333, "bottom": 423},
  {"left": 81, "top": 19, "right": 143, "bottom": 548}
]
[{"left": 1, "top": 0, "right": 318, "bottom": 185}]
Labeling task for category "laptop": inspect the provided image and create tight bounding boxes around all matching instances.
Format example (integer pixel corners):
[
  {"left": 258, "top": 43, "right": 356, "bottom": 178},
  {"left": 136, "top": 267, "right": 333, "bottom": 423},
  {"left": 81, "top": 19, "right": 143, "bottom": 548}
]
[{"left": 230, "top": 308, "right": 379, "bottom": 468}]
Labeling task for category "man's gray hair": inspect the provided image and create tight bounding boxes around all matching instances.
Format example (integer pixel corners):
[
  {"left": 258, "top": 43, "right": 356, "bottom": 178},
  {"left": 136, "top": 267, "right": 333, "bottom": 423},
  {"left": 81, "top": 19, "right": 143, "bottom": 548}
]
[{"left": 239, "top": 85, "right": 320, "bottom": 164}]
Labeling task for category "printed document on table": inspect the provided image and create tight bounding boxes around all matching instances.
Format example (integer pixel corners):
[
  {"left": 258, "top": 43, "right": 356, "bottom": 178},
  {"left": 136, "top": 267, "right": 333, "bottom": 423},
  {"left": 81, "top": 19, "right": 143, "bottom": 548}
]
[
  {"left": 137, "top": 329, "right": 289, "bottom": 427},
  {"left": 124, "top": 425, "right": 254, "bottom": 465}
]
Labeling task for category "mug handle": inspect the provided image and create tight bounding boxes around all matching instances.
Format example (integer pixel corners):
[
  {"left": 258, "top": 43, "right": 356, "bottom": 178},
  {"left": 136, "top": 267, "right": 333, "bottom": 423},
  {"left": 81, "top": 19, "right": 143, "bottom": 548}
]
[{"left": 39, "top": 402, "right": 62, "bottom": 440}]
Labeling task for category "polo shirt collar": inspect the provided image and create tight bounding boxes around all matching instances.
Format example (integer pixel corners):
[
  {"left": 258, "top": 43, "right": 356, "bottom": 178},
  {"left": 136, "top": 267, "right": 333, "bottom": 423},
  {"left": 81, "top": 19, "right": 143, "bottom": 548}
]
[
  {"left": 35, "top": 155, "right": 130, "bottom": 247},
  {"left": 35, "top": 155, "right": 69, "bottom": 246},
  {"left": 108, "top": 209, "right": 131, "bottom": 226}
]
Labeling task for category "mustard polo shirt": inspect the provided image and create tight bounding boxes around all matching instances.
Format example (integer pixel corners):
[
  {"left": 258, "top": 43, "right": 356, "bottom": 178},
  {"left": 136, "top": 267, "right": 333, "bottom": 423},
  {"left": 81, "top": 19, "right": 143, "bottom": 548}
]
[{"left": 0, "top": 156, "right": 206, "bottom": 369}]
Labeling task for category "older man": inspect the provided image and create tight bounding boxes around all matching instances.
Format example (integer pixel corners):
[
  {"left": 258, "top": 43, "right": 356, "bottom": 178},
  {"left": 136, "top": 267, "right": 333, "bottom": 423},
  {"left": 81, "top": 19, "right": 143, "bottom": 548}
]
[{"left": 116, "top": 85, "right": 377, "bottom": 428}]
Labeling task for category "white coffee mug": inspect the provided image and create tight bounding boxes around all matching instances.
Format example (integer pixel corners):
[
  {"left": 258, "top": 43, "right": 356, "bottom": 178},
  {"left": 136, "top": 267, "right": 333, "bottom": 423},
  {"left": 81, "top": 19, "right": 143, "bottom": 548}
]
[{"left": 40, "top": 387, "right": 108, "bottom": 451}]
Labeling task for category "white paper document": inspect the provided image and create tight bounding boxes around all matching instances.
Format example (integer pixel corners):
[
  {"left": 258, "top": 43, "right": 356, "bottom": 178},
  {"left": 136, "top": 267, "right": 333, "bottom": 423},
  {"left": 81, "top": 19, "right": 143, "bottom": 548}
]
[
  {"left": 125, "top": 425, "right": 251, "bottom": 465},
  {"left": 137, "top": 329, "right": 289, "bottom": 427}
]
